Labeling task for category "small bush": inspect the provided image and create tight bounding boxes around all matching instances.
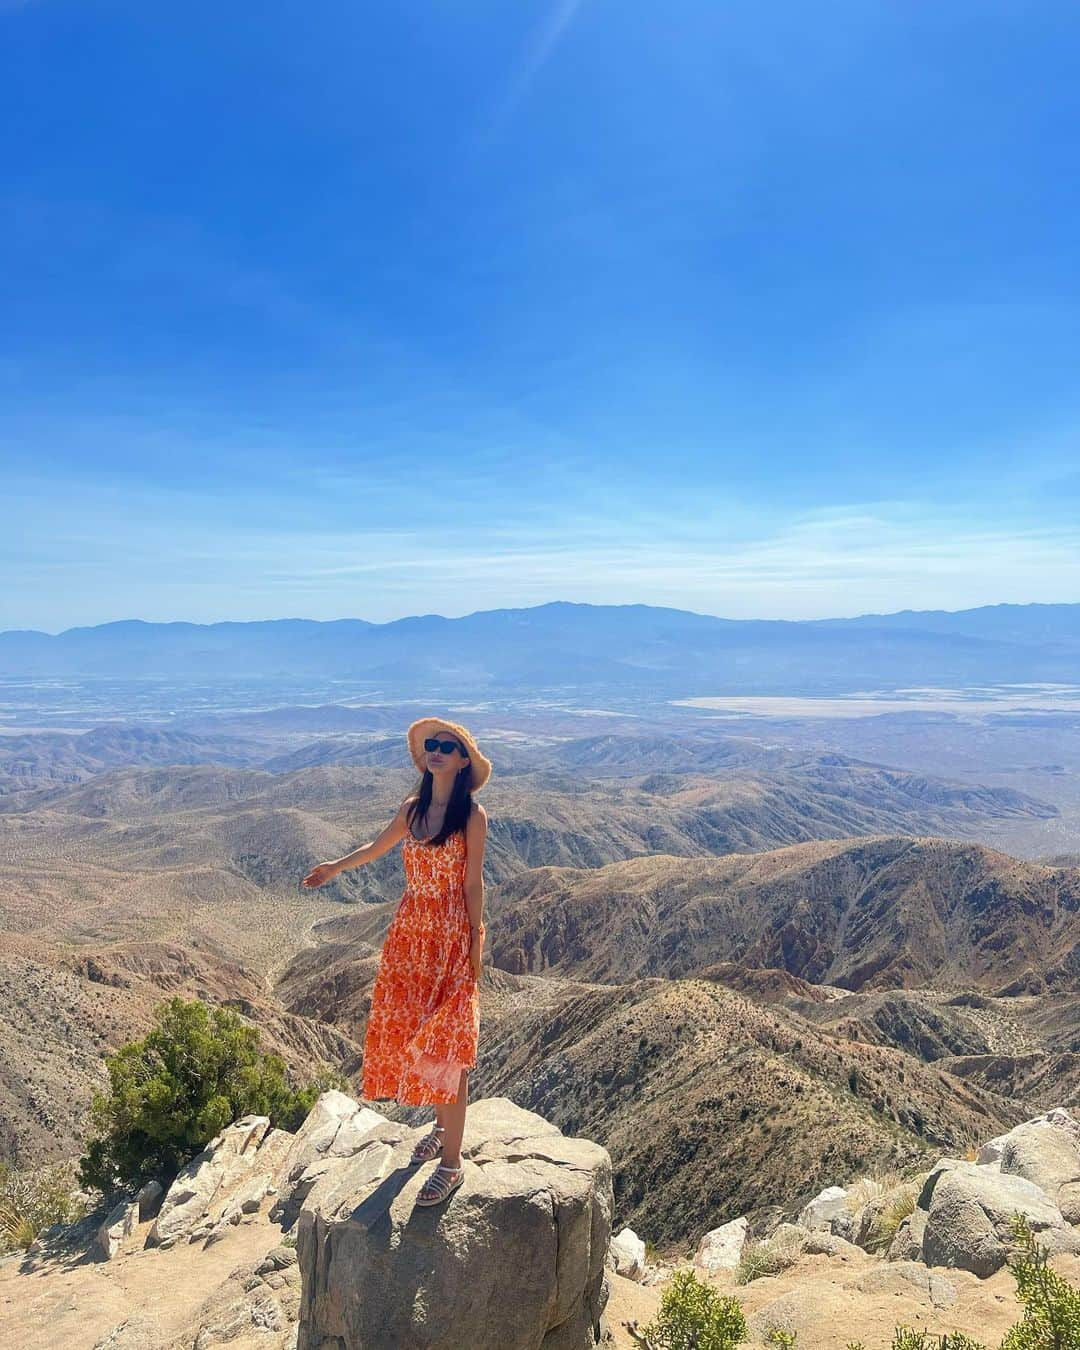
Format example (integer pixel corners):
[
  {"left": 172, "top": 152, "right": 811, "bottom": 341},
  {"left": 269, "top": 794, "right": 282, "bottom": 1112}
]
[
  {"left": 79, "top": 996, "right": 347, "bottom": 1193},
  {"left": 1000, "top": 1212, "right": 1080, "bottom": 1350},
  {"left": 892, "top": 1334, "right": 986, "bottom": 1350},
  {"left": 846, "top": 1335, "right": 985, "bottom": 1350},
  {"left": 626, "top": 1269, "right": 747, "bottom": 1350},
  {"left": 0, "top": 1160, "right": 86, "bottom": 1253},
  {"left": 735, "top": 1227, "right": 805, "bottom": 1285}
]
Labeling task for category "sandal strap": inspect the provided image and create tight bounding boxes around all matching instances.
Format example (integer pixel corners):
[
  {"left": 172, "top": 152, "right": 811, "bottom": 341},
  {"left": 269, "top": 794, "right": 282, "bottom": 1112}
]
[
  {"left": 419, "top": 1165, "right": 463, "bottom": 1199},
  {"left": 411, "top": 1126, "right": 445, "bottom": 1156}
]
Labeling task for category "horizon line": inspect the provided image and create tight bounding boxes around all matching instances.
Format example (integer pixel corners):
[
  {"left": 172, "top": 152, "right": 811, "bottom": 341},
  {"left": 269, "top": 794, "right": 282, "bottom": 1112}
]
[{"left": 3, "top": 596, "right": 1079, "bottom": 640}]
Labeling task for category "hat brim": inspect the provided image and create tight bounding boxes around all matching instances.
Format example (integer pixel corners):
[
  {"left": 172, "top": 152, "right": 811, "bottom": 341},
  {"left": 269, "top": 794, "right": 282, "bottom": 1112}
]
[{"left": 406, "top": 717, "right": 491, "bottom": 793}]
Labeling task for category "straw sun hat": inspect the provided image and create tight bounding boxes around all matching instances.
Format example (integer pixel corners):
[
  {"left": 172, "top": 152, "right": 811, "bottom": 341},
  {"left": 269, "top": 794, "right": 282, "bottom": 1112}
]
[{"left": 406, "top": 717, "right": 492, "bottom": 793}]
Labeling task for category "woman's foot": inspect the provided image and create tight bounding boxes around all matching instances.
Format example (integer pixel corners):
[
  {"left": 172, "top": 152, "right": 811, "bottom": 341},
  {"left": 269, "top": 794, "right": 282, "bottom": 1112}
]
[
  {"left": 409, "top": 1125, "right": 444, "bottom": 1166},
  {"left": 416, "top": 1163, "right": 464, "bottom": 1207}
]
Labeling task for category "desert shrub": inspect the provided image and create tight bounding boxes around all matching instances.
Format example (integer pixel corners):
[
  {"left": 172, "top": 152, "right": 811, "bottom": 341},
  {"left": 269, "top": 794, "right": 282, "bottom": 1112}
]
[
  {"left": 1000, "top": 1212, "right": 1080, "bottom": 1350},
  {"left": 0, "top": 1160, "right": 86, "bottom": 1253},
  {"left": 846, "top": 1335, "right": 985, "bottom": 1350},
  {"left": 891, "top": 1333, "right": 986, "bottom": 1350},
  {"left": 626, "top": 1269, "right": 747, "bottom": 1350},
  {"left": 79, "top": 996, "right": 347, "bottom": 1193},
  {"left": 766, "top": 1329, "right": 798, "bottom": 1347},
  {"left": 864, "top": 1185, "right": 918, "bottom": 1254},
  {"left": 735, "top": 1227, "right": 805, "bottom": 1285}
]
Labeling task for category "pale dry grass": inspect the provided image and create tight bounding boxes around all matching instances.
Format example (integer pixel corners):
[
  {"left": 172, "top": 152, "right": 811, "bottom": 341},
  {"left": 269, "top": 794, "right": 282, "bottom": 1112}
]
[
  {"left": 842, "top": 1170, "right": 906, "bottom": 1212},
  {"left": 735, "top": 1226, "right": 806, "bottom": 1285}
]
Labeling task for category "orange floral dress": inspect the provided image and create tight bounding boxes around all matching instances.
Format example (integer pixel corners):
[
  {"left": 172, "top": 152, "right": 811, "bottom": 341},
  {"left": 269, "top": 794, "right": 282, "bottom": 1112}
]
[{"left": 361, "top": 828, "right": 479, "bottom": 1106}]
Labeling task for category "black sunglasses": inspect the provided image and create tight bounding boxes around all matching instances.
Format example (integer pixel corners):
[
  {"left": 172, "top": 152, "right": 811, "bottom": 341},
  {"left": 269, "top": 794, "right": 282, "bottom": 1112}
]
[{"left": 424, "top": 737, "right": 465, "bottom": 756}]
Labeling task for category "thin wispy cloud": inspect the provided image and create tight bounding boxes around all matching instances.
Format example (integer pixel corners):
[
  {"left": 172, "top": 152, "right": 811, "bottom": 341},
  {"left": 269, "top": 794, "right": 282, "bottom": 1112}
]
[
  {"left": 6, "top": 465, "right": 1079, "bottom": 630},
  {"left": 477, "top": 0, "right": 589, "bottom": 146}
]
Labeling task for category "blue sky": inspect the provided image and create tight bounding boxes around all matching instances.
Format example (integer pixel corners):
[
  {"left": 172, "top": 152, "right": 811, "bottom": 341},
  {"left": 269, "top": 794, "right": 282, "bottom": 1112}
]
[{"left": 3, "top": 0, "right": 1079, "bottom": 631}]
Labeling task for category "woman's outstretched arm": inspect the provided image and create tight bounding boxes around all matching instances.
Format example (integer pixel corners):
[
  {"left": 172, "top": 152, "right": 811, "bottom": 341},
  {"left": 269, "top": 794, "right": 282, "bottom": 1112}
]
[{"left": 301, "top": 799, "right": 412, "bottom": 889}]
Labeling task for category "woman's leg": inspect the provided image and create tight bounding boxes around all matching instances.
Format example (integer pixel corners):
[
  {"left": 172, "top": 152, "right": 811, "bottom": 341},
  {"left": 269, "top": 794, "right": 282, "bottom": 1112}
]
[{"left": 439, "top": 1069, "right": 469, "bottom": 1168}]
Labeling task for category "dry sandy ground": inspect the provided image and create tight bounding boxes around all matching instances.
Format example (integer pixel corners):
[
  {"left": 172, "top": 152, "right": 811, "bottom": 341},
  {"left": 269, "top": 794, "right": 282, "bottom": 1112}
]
[
  {"left": 0, "top": 1216, "right": 284, "bottom": 1350},
  {"left": 3, "top": 1220, "right": 1078, "bottom": 1350},
  {"left": 604, "top": 1247, "right": 1080, "bottom": 1350}
]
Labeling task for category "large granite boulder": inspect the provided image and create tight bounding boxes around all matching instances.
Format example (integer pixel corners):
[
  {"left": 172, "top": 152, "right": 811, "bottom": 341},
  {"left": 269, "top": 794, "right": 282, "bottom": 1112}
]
[
  {"left": 997, "top": 1117, "right": 1080, "bottom": 1224},
  {"left": 693, "top": 1215, "right": 749, "bottom": 1274},
  {"left": 798, "top": 1185, "right": 848, "bottom": 1232},
  {"left": 977, "top": 1106, "right": 1080, "bottom": 1166},
  {"left": 609, "top": 1227, "right": 646, "bottom": 1280},
  {"left": 295, "top": 1097, "right": 613, "bottom": 1350},
  {"left": 918, "top": 1158, "right": 1080, "bottom": 1277}
]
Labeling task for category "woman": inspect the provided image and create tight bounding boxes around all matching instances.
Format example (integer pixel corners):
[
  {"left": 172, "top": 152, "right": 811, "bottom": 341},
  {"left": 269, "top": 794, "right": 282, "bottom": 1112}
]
[{"left": 301, "top": 716, "right": 490, "bottom": 1207}]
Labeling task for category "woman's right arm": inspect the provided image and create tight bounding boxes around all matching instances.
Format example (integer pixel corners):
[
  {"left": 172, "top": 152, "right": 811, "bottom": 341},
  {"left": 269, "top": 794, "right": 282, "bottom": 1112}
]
[{"left": 301, "top": 799, "right": 412, "bottom": 888}]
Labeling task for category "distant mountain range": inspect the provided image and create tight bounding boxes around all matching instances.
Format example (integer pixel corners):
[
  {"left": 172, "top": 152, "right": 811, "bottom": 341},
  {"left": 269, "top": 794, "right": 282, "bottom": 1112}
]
[{"left": 3, "top": 601, "right": 1079, "bottom": 693}]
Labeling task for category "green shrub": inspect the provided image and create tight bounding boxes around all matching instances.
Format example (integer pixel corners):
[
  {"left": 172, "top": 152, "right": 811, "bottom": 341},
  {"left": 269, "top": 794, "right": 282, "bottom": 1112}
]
[
  {"left": 0, "top": 1160, "right": 86, "bottom": 1253},
  {"left": 846, "top": 1335, "right": 985, "bottom": 1350},
  {"left": 889, "top": 1333, "right": 986, "bottom": 1350},
  {"left": 626, "top": 1268, "right": 747, "bottom": 1350},
  {"left": 79, "top": 996, "right": 347, "bottom": 1193},
  {"left": 1000, "top": 1212, "right": 1080, "bottom": 1350}
]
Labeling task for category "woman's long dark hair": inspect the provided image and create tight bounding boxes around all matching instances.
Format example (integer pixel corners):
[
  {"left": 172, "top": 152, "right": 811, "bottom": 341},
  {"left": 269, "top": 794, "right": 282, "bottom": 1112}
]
[{"left": 406, "top": 763, "right": 473, "bottom": 845}]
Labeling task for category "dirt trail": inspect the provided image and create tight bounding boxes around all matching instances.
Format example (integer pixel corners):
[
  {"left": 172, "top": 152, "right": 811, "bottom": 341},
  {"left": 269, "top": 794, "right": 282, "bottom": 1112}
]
[{"left": 0, "top": 1216, "right": 283, "bottom": 1350}]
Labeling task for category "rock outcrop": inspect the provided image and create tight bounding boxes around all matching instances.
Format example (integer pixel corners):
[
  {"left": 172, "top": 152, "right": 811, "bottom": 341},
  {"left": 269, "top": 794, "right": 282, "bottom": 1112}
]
[
  {"left": 693, "top": 1216, "right": 749, "bottom": 1274},
  {"left": 148, "top": 1114, "right": 273, "bottom": 1249},
  {"left": 798, "top": 1185, "right": 848, "bottom": 1232},
  {"left": 269, "top": 1089, "right": 387, "bottom": 1229},
  {"left": 997, "top": 1113, "right": 1080, "bottom": 1224},
  {"left": 610, "top": 1227, "right": 646, "bottom": 1280},
  {"left": 917, "top": 1158, "right": 1080, "bottom": 1277},
  {"left": 295, "top": 1097, "right": 613, "bottom": 1350},
  {"left": 93, "top": 1197, "right": 139, "bottom": 1261}
]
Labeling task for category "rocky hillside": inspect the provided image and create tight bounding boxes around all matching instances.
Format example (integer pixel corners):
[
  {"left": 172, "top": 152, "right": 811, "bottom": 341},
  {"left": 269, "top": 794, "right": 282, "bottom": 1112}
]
[
  {"left": 2, "top": 754, "right": 1076, "bottom": 1249},
  {"left": 488, "top": 835, "right": 1080, "bottom": 994},
  {"left": 469, "top": 971, "right": 1024, "bottom": 1245}
]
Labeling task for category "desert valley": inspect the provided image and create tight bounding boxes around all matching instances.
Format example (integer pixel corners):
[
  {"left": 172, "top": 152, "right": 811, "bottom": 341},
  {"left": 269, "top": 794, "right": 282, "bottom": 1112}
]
[{"left": 0, "top": 604, "right": 1079, "bottom": 1346}]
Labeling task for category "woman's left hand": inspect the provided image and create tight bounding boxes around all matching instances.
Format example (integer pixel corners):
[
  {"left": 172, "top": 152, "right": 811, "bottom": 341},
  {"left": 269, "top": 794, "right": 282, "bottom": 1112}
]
[{"left": 469, "top": 936, "right": 483, "bottom": 982}]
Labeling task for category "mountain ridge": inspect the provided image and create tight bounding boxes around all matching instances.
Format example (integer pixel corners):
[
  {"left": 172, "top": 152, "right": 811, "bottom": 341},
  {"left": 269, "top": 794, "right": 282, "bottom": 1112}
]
[{"left": 4, "top": 600, "right": 1079, "bottom": 690}]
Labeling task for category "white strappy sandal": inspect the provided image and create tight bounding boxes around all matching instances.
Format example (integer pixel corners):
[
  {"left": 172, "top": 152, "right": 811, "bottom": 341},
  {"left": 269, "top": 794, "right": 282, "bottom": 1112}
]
[
  {"left": 416, "top": 1163, "right": 464, "bottom": 1207},
  {"left": 409, "top": 1124, "right": 444, "bottom": 1165}
]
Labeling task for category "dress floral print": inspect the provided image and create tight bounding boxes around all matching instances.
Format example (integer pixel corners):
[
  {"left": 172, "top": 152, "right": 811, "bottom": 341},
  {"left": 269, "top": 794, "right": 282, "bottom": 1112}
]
[{"left": 361, "top": 828, "right": 479, "bottom": 1106}]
